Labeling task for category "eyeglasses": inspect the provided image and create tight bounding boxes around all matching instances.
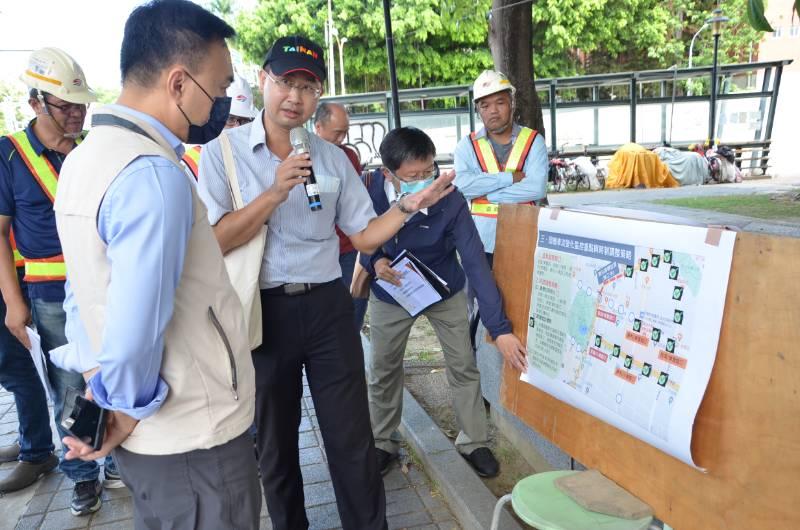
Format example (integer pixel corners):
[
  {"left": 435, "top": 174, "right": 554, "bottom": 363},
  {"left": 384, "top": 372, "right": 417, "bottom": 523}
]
[
  {"left": 265, "top": 71, "right": 322, "bottom": 99},
  {"left": 387, "top": 162, "right": 440, "bottom": 183},
  {"left": 43, "top": 99, "right": 87, "bottom": 114},
  {"left": 226, "top": 116, "right": 253, "bottom": 127}
]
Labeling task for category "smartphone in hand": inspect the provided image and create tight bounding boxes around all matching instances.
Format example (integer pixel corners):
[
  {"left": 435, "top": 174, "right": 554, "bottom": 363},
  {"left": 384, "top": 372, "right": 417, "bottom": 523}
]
[{"left": 60, "top": 387, "right": 107, "bottom": 451}]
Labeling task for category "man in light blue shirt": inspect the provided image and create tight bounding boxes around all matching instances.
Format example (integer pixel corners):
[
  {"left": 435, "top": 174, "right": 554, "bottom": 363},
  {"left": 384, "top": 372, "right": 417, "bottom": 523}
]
[
  {"left": 53, "top": 2, "right": 262, "bottom": 528},
  {"left": 59, "top": 102, "right": 189, "bottom": 417},
  {"left": 454, "top": 70, "right": 548, "bottom": 348},
  {"left": 454, "top": 71, "right": 548, "bottom": 257}
]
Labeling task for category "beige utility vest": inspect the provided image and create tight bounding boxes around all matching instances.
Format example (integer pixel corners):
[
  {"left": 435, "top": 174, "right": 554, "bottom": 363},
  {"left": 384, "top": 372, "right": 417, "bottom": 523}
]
[{"left": 54, "top": 106, "right": 255, "bottom": 455}]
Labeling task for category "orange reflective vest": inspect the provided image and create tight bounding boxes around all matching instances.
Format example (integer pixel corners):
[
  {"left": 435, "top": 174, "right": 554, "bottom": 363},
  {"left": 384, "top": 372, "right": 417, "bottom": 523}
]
[
  {"left": 5, "top": 130, "right": 83, "bottom": 282},
  {"left": 182, "top": 145, "right": 202, "bottom": 180},
  {"left": 469, "top": 127, "right": 537, "bottom": 218}
]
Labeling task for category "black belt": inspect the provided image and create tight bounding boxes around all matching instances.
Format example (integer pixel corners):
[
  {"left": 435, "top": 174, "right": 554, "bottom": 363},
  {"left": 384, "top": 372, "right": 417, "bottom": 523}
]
[{"left": 261, "top": 281, "right": 333, "bottom": 297}]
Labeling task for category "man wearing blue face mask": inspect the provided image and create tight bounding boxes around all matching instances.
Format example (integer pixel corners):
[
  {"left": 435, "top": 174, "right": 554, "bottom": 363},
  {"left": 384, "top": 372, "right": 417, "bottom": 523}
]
[
  {"left": 52, "top": 1, "right": 261, "bottom": 528},
  {"left": 359, "top": 127, "right": 528, "bottom": 478}
]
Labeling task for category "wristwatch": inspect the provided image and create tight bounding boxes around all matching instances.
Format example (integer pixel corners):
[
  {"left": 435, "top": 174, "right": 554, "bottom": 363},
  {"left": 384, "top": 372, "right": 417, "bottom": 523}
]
[{"left": 396, "top": 192, "right": 414, "bottom": 214}]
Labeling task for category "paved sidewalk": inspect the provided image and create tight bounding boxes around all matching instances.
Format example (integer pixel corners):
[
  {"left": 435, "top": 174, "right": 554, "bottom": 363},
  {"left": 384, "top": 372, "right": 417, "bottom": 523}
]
[{"left": 0, "top": 380, "right": 460, "bottom": 530}]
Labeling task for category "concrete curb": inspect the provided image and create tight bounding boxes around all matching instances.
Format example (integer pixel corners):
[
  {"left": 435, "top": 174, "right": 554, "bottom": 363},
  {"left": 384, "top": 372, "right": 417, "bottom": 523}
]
[{"left": 399, "top": 388, "right": 522, "bottom": 530}]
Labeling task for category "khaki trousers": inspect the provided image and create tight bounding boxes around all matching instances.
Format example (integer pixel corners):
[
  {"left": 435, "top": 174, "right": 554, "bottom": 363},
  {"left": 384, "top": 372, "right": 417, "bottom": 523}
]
[{"left": 367, "top": 289, "right": 488, "bottom": 455}]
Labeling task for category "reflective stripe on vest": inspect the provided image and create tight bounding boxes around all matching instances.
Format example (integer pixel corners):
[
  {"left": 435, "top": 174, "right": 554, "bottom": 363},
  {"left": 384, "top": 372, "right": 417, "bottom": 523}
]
[
  {"left": 469, "top": 128, "right": 538, "bottom": 218},
  {"left": 9, "top": 230, "right": 24, "bottom": 268},
  {"left": 6, "top": 130, "right": 84, "bottom": 203},
  {"left": 182, "top": 145, "right": 201, "bottom": 180},
  {"left": 7, "top": 131, "right": 60, "bottom": 202},
  {"left": 4, "top": 130, "right": 82, "bottom": 278},
  {"left": 24, "top": 254, "right": 66, "bottom": 282}
]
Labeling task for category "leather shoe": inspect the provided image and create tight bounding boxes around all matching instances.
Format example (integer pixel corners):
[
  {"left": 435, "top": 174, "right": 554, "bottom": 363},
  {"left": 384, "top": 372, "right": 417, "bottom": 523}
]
[
  {"left": 462, "top": 447, "right": 500, "bottom": 477},
  {"left": 0, "top": 453, "right": 58, "bottom": 493},
  {"left": 0, "top": 442, "right": 21, "bottom": 463},
  {"left": 375, "top": 448, "right": 396, "bottom": 476}
]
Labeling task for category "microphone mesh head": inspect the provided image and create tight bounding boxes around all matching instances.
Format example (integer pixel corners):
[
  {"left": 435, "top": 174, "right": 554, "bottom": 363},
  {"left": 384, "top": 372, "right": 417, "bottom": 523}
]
[{"left": 289, "top": 127, "right": 310, "bottom": 150}]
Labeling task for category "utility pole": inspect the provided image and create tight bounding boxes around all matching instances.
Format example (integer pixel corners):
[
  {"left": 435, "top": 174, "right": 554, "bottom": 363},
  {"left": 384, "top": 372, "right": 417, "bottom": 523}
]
[
  {"left": 707, "top": 7, "right": 728, "bottom": 145},
  {"left": 338, "top": 37, "right": 348, "bottom": 95},
  {"left": 327, "top": 0, "right": 336, "bottom": 96}
]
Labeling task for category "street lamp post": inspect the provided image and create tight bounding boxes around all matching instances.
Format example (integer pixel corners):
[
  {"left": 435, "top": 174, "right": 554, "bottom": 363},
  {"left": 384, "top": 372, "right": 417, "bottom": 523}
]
[
  {"left": 688, "top": 23, "right": 709, "bottom": 70},
  {"left": 707, "top": 7, "right": 729, "bottom": 145},
  {"left": 326, "top": 0, "right": 336, "bottom": 96},
  {"left": 337, "top": 37, "right": 348, "bottom": 95}
]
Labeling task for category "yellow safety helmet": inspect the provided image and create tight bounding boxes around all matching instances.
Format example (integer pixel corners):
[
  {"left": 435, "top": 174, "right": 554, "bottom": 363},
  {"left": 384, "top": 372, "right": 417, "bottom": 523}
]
[
  {"left": 20, "top": 47, "right": 97, "bottom": 104},
  {"left": 472, "top": 70, "right": 516, "bottom": 103}
]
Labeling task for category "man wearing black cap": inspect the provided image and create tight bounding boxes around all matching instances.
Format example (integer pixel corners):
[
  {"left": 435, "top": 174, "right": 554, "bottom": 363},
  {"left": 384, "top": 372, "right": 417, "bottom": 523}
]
[{"left": 197, "top": 36, "right": 454, "bottom": 530}]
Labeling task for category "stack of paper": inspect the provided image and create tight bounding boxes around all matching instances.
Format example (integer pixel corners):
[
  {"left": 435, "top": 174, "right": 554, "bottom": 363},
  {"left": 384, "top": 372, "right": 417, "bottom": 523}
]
[{"left": 376, "top": 250, "right": 450, "bottom": 316}]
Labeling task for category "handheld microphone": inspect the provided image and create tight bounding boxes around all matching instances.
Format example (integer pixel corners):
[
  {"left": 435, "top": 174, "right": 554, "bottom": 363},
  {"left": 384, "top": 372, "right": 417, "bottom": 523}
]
[{"left": 289, "top": 127, "right": 322, "bottom": 211}]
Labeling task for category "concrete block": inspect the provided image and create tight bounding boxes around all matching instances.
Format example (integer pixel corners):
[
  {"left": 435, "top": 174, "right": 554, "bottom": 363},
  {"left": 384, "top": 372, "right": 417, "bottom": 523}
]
[
  {"left": 89, "top": 498, "right": 134, "bottom": 525},
  {"left": 299, "top": 431, "right": 318, "bottom": 449},
  {"left": 301, "top": 462, "right": 331, "bottom": 485},
  {"left": 23, "top": 493, "right": 52, "bottom": 515},
  {"left": 91, "top": 522, "right": 134, "bottom": 530},
  {"left": 381, "top": 467, "right": 410, "bottom": 491},
  {"left": 304, "top": 481, "right": 337, "bottom": 507},
  {"left": 39, "top": 508, "right": 89, "bottom": 530},
  {"left": 35, "top": 472, "right": 64, "bottom": 494},
  {"left": 400, "top": 391, "right": 458, "bottom": 455},
  {"left": 387, "top": 510, "right": 432, "bottom": 529},
  {"left": 48, "top": 488, "right": 72, "bottom": 511},
  {"left": 299, "top": 447, "right": 324, "bottom": 466},
  {"left": 385, "top": 486, "right": 425, "bottom": 517},
  {"left": 14, "top": 514, "right": 43, "bottom": 530},
  {"left": 399, "top": 388, "right": 522, "bottom": 530},
  {"left": 306, "top": 502, "right": 341, "bottom": 529}
]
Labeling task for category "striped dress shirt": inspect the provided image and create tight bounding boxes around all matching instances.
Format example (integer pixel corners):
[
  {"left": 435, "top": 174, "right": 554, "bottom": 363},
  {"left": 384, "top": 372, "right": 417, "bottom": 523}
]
[{"left": 197, "top": 112, "right": 376, "bottom": 288}]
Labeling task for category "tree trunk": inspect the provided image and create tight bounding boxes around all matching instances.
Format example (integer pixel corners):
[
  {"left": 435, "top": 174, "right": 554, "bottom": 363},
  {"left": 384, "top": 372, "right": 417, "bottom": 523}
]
[{"left": 488, "top": 0, "right": 546, "bottom": 138}]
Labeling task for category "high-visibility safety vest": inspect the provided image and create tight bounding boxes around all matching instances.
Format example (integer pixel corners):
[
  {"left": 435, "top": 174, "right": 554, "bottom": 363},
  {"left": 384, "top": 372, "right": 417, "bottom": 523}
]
[
  {"left": 9, "top": 230, "right": 24, "bottom": 268},
  {"left": 469, "top": 127, "right": 537, "bottom": 218},
  {"left": 182, "top": 145, "right": 202, "bottom": 180},
  {"left": 5, "top": 130, "right": 83, "bottom": 282}
]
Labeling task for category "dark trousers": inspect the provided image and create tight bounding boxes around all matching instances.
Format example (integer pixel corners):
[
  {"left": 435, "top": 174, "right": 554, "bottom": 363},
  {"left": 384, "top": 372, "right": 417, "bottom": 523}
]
[
  {"left": 114, "top": 432, "right": 261, "bottom": 530},
  {"left": 0, "top": 271, "right": 53, "bottom": 463},
  {"left": 253, "top": 281, "right": 387, "bottom": 530},
  {"left": 468, "top": 252, "right": 494, "bottom": 348}
]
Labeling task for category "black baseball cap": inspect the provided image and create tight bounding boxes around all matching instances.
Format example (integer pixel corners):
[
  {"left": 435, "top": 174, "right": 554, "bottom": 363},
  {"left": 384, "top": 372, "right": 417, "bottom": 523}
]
[{"left": 263, "top": 36, "right": 326, "bottom": 82}]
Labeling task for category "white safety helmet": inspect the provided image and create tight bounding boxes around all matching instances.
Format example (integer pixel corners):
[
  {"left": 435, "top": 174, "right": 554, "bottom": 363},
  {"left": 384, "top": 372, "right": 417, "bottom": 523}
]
[
  {"left": 20, "top": 47, "right": 97, "bottom": 104},
  {"left": 472, "top": 70, "right": 515, "bottom": 103},
  {"left": 227, "top": 74, "right": 258, "bottom": 119}
]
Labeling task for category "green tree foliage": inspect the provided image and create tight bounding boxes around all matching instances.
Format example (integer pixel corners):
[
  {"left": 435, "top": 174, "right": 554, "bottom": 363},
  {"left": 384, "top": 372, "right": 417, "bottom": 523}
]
[
  {"left": 0, "top": 82, "right": 27, "bottom": 136},
  {"left": 93, "top": 87, "right": 121, "bottom": 105},
  {"left": 676, "top": 0, "right": 764, "bottom": 68},
  {"left": 234, "top": 0, "right": 773, "bottom": 92},
  {"left": 235, "top": 0, "right": 494, "bottom": 93}
]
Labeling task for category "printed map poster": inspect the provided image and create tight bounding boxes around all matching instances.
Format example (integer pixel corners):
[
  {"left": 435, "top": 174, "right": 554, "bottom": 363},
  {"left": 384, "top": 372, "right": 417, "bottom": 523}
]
[{"left": 523, "top": 209, "right": 735, "bottom": 469}]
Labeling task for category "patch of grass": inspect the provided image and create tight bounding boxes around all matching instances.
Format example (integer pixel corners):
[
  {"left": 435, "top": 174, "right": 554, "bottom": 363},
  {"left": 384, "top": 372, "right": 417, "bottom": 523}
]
[{"left": 653, "top": 193, "right": 800, "bottom": 220}]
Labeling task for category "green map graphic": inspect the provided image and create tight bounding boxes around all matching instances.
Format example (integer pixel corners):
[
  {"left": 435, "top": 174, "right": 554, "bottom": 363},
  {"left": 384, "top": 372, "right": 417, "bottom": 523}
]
[
  {"left": 672, "top": 252, "right": 703, "bottom": 296},
  {"left": 568, "top": 290, "right": 596, "bottom": 352}
]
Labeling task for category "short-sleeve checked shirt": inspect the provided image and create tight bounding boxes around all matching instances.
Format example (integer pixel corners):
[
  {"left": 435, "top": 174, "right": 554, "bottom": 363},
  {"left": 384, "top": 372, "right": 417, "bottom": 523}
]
[{"left": 197, "top": 112, "right": 376, "bottom": 288}]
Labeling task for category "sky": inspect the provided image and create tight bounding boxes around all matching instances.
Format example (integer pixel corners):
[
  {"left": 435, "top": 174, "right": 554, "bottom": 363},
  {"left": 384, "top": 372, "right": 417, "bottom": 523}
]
[{"left": 0, "top": 0, "right": 257, "bottom": 91}]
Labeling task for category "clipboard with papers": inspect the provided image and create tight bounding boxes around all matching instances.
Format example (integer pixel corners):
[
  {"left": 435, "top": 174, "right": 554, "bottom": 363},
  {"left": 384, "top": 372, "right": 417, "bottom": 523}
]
[{"left": 375, "top": 250, "right": 450, "bottom": 317}]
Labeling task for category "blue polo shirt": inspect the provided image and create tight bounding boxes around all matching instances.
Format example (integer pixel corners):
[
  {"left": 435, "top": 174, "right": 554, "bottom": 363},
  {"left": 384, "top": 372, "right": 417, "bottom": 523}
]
[{"left": 0, "top": 121, "right": 74, "bottom": 302}]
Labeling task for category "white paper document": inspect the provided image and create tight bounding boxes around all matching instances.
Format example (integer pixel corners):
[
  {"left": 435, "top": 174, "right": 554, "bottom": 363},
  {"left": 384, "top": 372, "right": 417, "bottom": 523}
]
[
  {"left": 26, "top": 327, "right": 53, "bottom": 403},
  {"left": 377, "top": 257, "right": 443, "bottom": 317},
  {"left": 522, "top": 209, "right": 735, "bottom": 469}
]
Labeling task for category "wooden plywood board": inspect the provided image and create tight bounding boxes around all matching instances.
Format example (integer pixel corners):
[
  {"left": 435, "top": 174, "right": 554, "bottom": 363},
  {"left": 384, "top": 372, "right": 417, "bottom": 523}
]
[{"left": 494, "top": 204, "right": 800, "bottom": 530}]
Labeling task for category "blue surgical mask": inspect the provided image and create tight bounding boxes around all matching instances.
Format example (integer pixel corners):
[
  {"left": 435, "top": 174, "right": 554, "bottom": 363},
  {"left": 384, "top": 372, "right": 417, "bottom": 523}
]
[{"left": 399, "top": 176, "right": 434, "bottom": 194}]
